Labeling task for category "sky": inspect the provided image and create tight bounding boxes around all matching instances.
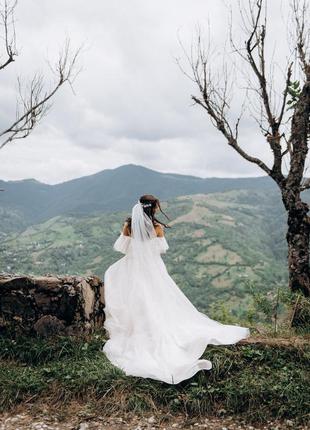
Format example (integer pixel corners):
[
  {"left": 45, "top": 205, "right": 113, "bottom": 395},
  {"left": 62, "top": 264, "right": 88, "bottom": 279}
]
[{"left": 0, "top": 0, "right": 303, "bottom": 184}]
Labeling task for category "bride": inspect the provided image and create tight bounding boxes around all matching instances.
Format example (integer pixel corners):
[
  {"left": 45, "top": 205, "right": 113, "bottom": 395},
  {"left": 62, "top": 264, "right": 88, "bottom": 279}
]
[{"left": 102, "top": 194, "right": 250, "bottom": 384}]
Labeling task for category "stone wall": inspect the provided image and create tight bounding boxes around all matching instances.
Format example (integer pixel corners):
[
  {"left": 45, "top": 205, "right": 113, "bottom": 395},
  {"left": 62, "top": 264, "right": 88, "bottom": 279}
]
[{"left": 0, "top": 274, "right": 105, "bottom": 336}]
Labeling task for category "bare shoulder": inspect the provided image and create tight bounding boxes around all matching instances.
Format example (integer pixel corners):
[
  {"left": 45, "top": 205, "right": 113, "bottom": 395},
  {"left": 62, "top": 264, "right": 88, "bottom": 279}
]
[
  {"left": 154, "top": 223, "right": 165, "bottom": 237},
  {"left": 122, "top": 220, "right": 131, "bottom": 236}
]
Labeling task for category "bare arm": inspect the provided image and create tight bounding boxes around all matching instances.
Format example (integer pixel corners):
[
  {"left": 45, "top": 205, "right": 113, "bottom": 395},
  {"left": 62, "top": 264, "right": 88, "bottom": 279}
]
[
  {"left": 122, "top": 222, "right": 131, "bottom": 237},
  {"left": 155, "top": 224, "right": 165, "bottom": 237}
]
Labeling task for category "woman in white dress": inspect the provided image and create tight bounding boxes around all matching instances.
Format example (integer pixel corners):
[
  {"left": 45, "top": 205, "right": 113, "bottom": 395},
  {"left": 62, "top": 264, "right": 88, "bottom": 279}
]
[{"left": 102, "top": 194, "right": 250, "bottom": 384}]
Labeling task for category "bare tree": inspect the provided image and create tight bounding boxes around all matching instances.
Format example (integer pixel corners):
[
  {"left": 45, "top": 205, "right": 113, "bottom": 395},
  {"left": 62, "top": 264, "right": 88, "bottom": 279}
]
[
  {"left": 0, "top": 0, "right": 82, "bottom": 150},
  {"left": 179, "top": 0, "right": 310, "bottom": 323}
]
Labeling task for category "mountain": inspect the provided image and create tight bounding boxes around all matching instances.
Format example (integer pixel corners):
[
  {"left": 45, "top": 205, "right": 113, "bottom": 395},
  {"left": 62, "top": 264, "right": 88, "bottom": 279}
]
[
  {"left": 0, "top": 164, "right": 280, "bottom": 232},
  {"left": 0, "top": 164, "right": 304, "bottom": 317},
  {"left": 0, "top": 189, "right": 288, "bottom": 318}
]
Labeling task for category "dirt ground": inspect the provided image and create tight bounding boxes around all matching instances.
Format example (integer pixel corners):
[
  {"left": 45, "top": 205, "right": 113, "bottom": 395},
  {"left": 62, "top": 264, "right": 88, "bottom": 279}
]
[{"left": 0, "top": 404, "right": 308, "bottom": 430}]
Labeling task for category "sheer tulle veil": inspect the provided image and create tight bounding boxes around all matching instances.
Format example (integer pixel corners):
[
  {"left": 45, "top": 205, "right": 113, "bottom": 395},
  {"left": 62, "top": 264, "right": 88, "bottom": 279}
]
[
  {"left": 131, "top": 201, "right": 157, "bottom": 241},
  {"left": 130, "top": 201, "right": 159, "bottom": 260}
]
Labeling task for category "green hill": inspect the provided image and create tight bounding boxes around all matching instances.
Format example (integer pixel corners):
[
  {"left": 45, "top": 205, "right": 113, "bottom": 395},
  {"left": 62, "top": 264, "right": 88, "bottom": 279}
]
[
  {"left": 0, "top": 164, "right": 281, "bottom": 230},
  {"left": 0, "top": 189, "right": 288, "bottom": 318}
]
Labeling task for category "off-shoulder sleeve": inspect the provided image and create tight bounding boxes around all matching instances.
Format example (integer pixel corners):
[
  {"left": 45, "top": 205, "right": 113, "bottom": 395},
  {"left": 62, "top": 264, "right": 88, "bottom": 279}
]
[
  {"left": 155, "top": 236, "right": 169, "bottom": 254},
  {"left": 113, "top": 233, "right": 131, "bottom": 254}
]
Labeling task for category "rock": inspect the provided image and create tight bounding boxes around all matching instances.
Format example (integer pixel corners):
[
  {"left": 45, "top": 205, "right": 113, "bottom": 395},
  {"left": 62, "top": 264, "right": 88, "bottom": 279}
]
[
  {"left": 0, "top": 273, "right": 105, "bottom": 336},
  {"left": 33, "top": 315, "right": 66, "bottom": 337},
  {"left": 32, "top": 423, "right": 54, "bottom": 430}
]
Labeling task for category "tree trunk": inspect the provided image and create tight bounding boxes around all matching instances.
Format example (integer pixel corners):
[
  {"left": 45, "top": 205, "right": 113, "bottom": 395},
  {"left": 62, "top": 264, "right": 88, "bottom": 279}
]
[
  {"left": 282, "top": 76, "right": 310, "bottom": 326},
  {"left": 286, "top": 201, "right": 310, "bottom": 298},
  {"left": 282, "top": 193, "right": 310, "bottom": 328}
]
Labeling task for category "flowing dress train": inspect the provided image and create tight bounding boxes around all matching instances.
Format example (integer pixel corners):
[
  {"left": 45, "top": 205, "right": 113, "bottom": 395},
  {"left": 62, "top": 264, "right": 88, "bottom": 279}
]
[{"left": 102, "top": 232, "right": 250, "bottom": 384}]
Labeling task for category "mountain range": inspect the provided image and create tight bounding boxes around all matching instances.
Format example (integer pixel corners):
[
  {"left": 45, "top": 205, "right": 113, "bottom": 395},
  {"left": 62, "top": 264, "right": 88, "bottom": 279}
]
[
  {"left": 0, "top": 164, "right": 282, "bottom": 229},
  {"left": 1, "top": 164, "right": 302, "bottom": 318}
]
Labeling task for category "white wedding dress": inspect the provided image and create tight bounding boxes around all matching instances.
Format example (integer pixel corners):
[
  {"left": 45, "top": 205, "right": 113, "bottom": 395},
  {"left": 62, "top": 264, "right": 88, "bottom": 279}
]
[{"left": 102, "top": 202, "right": 250, "bottom": 384}]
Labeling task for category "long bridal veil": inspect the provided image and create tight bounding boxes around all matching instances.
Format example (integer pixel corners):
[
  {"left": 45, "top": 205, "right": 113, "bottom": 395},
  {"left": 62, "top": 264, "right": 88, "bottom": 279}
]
[{"left": 102, "top": 201, "right": 250, "bottom": 384}]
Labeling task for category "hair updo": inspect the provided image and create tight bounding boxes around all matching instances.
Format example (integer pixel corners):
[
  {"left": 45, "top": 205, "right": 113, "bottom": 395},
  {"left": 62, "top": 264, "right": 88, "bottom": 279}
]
[{"left": 125, "top": 194, "right": 170, "bottom": 234}]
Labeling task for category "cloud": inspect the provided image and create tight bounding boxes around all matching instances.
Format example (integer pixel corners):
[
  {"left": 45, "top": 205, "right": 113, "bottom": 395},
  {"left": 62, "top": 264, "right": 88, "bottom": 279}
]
[{"left": 0, "top": 0, "right": 298, "bottom": 183}]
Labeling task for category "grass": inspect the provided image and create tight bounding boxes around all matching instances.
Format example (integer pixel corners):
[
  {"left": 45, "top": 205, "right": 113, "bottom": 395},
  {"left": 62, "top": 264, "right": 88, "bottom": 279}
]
[{"left": 0, "top": 332, "right": 309, "bottom": 425}]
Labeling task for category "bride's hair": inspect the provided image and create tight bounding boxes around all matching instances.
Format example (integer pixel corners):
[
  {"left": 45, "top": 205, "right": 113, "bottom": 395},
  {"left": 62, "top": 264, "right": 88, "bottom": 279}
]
[{"left": 126, "top": 194, "right": 170, "bottom": 233}]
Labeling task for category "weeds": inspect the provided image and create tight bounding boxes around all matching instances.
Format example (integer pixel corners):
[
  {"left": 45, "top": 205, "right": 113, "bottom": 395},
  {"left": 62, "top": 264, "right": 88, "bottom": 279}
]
[{"left": 0, "top": 332, "right": 309, "bottom": 424}]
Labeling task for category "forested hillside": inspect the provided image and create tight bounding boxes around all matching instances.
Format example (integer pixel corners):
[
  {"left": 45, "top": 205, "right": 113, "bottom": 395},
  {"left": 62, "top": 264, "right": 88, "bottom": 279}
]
[{"left": 0, "top": 187, "right": 289, "bottom": 318}]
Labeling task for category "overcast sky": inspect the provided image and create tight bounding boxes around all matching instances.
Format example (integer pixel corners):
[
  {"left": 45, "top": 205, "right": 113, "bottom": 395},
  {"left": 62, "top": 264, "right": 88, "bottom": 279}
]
[{"left": 0, "top": 0, "right": 300, "bottom": 184}]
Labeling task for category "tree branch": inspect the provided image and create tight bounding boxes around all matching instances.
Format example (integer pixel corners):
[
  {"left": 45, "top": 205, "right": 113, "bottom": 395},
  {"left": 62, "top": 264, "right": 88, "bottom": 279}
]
[
  {"left": 292, "top": 0, "right": 310, "bottom": 76},
  {"left": 191, "top": 93, "right": 271, "bottom": 176},
  {"left": 0, "top": 38, "right": 82, "bottom": 149},
  {"left": 244, "top": 0, "right": 275, "bottom": 130},
  {"left": 0, "top": 0, "right": 17, "bottom": 70}
]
